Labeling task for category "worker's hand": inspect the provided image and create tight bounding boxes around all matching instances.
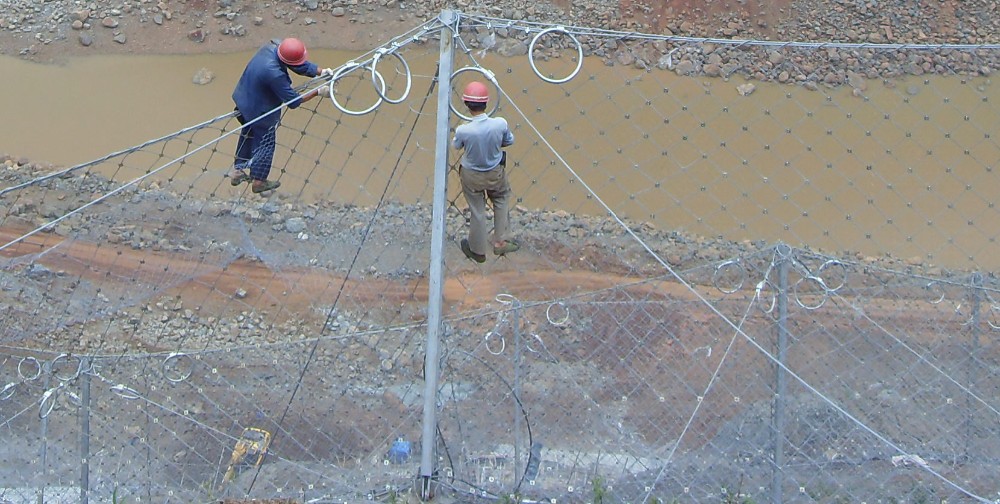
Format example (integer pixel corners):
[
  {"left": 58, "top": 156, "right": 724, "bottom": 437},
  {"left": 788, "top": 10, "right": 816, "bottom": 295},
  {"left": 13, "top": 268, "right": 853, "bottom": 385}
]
[
  {"left": 317, "top": 85, "right": 330, "bottom": 97},
  {"left": 320, "top": 68, "right": 334, "bottom": 77}
]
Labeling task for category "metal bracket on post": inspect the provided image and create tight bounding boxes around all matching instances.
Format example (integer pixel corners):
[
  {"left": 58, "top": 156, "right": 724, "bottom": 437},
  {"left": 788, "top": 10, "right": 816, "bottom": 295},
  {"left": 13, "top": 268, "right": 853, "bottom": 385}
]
[{"left": 418, "top": 9, "right": 458, "bottom": 502}]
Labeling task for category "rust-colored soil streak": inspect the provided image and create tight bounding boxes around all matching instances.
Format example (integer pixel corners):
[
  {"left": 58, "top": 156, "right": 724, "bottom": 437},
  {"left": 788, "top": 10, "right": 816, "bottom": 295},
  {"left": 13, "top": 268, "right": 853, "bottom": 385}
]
[{"left": 1, "top": 225, "right": 700, "bottom": 327}]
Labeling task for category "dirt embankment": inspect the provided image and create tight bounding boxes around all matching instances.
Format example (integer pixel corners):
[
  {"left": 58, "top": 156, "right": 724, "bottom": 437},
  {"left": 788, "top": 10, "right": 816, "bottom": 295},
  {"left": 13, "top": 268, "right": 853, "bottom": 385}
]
[{"left": 2, "top": 0, "right": 998, "bottom": 62}]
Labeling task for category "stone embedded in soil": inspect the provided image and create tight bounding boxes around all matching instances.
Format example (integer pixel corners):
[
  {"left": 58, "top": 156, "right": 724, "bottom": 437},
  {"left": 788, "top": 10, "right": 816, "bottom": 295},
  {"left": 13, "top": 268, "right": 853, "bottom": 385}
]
[
  {"left": 192, "top": 67, "right": 215, "bottom": 85},
  {"left": 187, "top": 28, "right": 206, "bottom": 42},
  {"left": 101, "top": 16, "right": 118, "bottom": 28},
  {"left": 284, "top": 217, "right": 307, "bottom": 233}
]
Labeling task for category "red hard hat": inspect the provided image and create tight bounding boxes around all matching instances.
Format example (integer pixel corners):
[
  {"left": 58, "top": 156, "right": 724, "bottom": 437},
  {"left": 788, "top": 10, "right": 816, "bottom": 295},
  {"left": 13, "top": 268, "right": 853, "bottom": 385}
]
[
  {"left": 277, "top": 38, "right": 308, "bottom": 66},
  {"left": 462, "top": 81, "right": 490, "bottom": 103}
]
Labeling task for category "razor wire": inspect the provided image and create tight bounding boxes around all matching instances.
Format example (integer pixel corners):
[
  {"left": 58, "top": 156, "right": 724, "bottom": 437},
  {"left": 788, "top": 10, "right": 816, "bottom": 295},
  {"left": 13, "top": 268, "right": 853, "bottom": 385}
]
[{"left": 4, "top": 9, "right": 1000, "bottom": 504}]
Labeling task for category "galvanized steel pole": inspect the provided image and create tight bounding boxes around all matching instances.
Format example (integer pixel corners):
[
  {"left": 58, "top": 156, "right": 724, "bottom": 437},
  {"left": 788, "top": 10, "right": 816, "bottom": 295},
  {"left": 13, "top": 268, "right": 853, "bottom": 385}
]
[
  {"left": 419, "top": 9, "right": 456, "bottom": 501},
  {"left": 38, "top": 369, "right": 49, "bottom": 504},
  {"left": 966, "top": 272, "right": 983, "bottom": 462},
  {"left": 79, "top": 358, "right": 91, "bottom": 504},
  {"left": 513, "top": 301, "right": 523, "bottom": 487},
  {"left": 772, "top": 244, "right": 789, "bottom": 504}
]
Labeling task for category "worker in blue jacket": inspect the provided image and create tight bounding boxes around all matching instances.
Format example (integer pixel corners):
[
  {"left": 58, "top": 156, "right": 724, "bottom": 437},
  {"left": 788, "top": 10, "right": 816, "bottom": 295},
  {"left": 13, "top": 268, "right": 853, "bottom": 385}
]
[{"left": 229, "top": 38, "right": 332, "bottom": 194}]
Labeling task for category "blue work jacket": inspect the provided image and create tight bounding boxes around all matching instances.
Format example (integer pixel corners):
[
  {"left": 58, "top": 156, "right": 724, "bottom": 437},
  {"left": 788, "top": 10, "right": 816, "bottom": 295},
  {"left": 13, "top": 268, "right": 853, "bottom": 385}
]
[{"left": 232, "top": 42, "right": 319, "bottom": 127}]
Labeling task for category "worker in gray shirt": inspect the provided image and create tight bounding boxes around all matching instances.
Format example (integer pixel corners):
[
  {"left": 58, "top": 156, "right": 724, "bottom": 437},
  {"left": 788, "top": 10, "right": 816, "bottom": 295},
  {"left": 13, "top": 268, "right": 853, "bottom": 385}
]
[{"left": 452, "top": 81, "right": 518, "bottom": 263}]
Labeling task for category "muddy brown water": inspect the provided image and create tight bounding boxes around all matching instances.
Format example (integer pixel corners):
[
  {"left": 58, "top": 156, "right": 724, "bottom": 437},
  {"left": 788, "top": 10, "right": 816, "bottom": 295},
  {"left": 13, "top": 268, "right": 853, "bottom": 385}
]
[{"left": 1, "top": 48, "right": 998, "bottom": 270}]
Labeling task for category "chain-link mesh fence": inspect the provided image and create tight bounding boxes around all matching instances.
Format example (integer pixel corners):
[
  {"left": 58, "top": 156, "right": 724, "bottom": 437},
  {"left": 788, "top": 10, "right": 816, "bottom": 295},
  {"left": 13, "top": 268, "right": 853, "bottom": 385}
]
[{"left": 3, "top": 10, "right": 1000, "bottom": 504}]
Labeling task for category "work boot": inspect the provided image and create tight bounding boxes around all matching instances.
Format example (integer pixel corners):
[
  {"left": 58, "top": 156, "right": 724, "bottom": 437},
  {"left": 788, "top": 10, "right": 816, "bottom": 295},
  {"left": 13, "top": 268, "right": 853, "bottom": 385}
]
[
  {"left": 493, "top": 239, "right": 520, "bottom": 256},
  {"left": 461, "top": 239, "right": 486, "bottom": 263}
]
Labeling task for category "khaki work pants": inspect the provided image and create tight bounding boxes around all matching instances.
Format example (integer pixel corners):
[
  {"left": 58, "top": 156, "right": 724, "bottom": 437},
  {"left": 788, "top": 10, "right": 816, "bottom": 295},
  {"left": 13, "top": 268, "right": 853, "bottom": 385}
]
[{"left": 460, "top": 164, "right": 512, "bottom": 257}]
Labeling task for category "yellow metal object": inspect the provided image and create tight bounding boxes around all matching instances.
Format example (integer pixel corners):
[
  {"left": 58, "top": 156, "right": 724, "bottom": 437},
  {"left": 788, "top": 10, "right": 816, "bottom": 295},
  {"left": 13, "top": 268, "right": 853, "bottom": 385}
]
[{"left": 221, "top": 427, "right": 272, "bottom": 485}]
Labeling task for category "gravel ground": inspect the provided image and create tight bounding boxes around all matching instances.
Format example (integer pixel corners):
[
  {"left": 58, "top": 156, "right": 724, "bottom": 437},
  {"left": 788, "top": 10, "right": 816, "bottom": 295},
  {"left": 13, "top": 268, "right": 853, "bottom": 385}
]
[
  {"left": 1, "top": 0, "right": 997, "bottom": 96},
  {"left": 2, "top": 0, "right": 999, "bottom": 58}
]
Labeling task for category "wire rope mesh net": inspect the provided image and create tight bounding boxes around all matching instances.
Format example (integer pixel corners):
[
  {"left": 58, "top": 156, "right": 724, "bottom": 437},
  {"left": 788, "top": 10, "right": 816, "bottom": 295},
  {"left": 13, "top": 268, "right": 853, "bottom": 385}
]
[{"left": 3, "top": 10, "right": 1000, "bottom": 504}]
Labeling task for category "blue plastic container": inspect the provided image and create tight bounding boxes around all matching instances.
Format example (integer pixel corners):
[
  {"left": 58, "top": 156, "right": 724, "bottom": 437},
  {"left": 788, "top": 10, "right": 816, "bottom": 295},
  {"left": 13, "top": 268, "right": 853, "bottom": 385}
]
[{"left": 388, "top": 438, "right": 411, "bottom": 464}]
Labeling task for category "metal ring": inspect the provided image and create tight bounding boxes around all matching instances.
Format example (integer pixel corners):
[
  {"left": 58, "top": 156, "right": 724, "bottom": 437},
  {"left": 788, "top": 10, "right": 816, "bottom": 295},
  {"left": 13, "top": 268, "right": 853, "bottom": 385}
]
[
  {"left": 793, "top": 276, "right": 828, "bottom": 310},
  {"left": 51, "top": 353, "right": 83, "bottom": 382},
  {"left": 816, "top": 260, "right": 848, "bottom": 292},
  {"left": 449, "top": 66, "right": 501, "bottom": 121},
  {"left": 371, "top": 48, "right": 412, "bottom": 105},
  {"left": 775, "top": 243, "right": 792, "bottom": 259},
  {"left": 110, "top": 384, "right": 141, "bottom": 400},
  {"left": 162, "top": 352, "right": 194, "bottom": 383},
  {"left": 924, "top": 281, "right": 945, "bottom": 305},
  {"left": 0, "top": 382, "right": 16, "bottom": 401},
  {"left": 713, "top": 260, "right": 746, "bottom": 294},
  {"left": 983, "top": 292, "right": 1000, "bottom": 330},
  {"left": 39, "top": 387, "right": 59, "bottom": 419},
  {"left": 988, "top": 303, "right": 1000, "bottom": 330},
  {"left": 17, "top": 357, "right": 41, "bottom": 381},
  {"left": 954, "top": 302, "right": 973, "bottom": 326},
  {"left": 525, "top": 333, "right": 543, "bottom": 354},
  {"left": 528, "top": 26, "right": 584, "bottom": 84},
  {"left": 331, "top": 62, "right": 386, "bottom": 116},
  {"left": 545, "top": 302, "right": 569, "bottom": 326},
  {"left": 495, "top": 293, "right": 517, "bottom": 305},
  {"left": 755, "top": 280, "right": 777, "bottom": 314},
  {"left": 485, "top": 331, "right": 505, "bottom": 355}
]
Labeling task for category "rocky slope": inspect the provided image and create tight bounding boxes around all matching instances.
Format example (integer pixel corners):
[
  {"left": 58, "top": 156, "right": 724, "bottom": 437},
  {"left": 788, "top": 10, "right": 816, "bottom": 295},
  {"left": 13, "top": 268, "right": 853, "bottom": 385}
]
[{"left": 2, "top": 0, "right": 999, "bottom": 60}]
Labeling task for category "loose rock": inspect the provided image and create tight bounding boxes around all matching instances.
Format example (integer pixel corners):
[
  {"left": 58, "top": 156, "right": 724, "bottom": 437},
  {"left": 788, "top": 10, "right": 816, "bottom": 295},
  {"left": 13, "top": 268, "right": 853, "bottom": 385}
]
[
  {"left": 285, "top": 217, "right": 307, "bottom": 233},
  {"left": 187, "top": 29, "right": 206, "bottom": 43},
  {"left": 192, "top": 67, "right": 215, "bottom": 85}
]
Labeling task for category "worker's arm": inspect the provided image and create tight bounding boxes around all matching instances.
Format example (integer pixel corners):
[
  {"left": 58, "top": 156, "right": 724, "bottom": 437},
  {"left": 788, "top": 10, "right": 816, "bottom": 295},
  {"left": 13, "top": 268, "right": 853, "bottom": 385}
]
[
  {"left": 301, "top": 68, "right": 333, "bottom": 102},
  {"left": 302, "top": 85, "right": 330, "bottom": 102},
  {"left": 500, "top": 118, "right": 514, "bottom": 147}
]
